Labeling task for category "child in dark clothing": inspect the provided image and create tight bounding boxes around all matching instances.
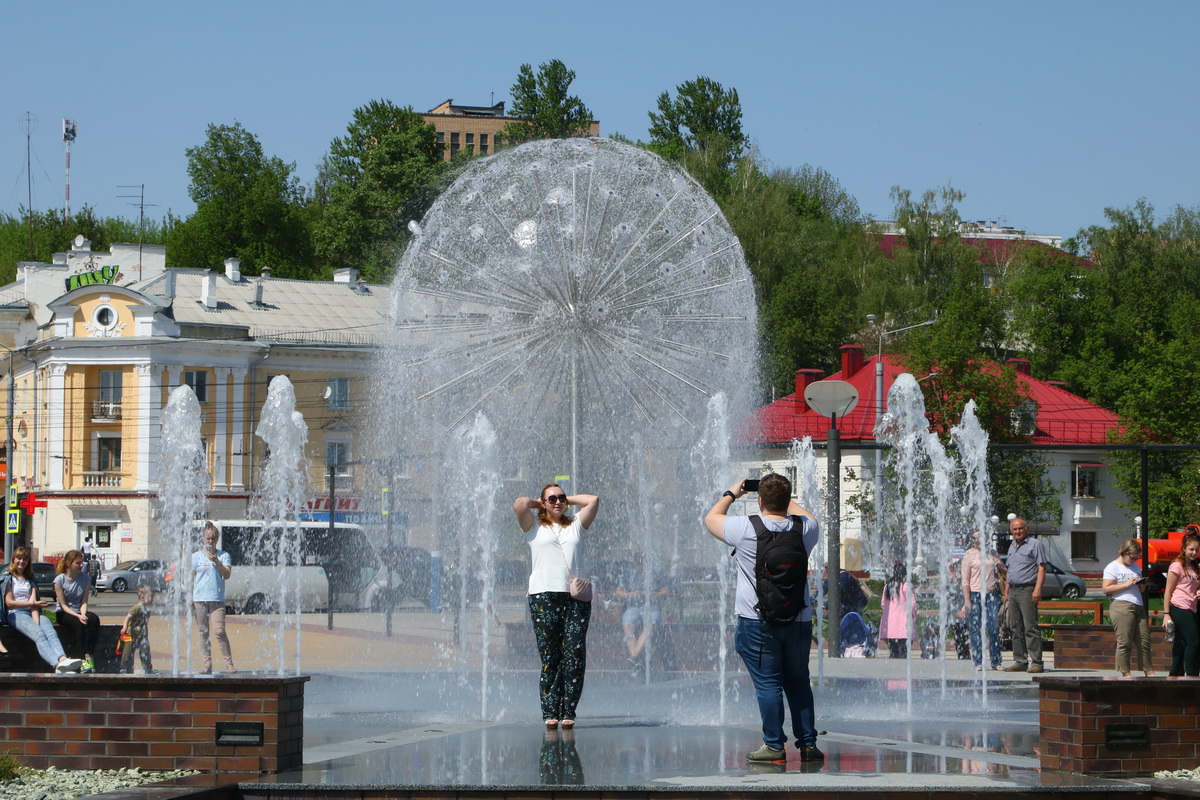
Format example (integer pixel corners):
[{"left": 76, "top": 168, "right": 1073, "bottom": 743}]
[{"left": 119, "top": 585, "right": 155, "bottom": 674}]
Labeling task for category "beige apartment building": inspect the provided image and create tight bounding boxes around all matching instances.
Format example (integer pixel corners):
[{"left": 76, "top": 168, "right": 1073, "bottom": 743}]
[
  {"left": 0, "top": 238, "right": 387, "bottom": 566},
  {"left": 422, "top": 99, "right": 600, "bottom": 160}
]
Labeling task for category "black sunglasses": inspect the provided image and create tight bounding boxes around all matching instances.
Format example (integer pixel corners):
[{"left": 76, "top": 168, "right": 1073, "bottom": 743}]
[{"left": 544, "top": 494, "right": 568, "bottom": 503}]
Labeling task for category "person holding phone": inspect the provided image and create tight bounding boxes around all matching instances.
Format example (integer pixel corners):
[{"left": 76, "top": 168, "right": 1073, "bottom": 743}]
[
  {"left": 704, "top": 473, "right": 823, "bottom": 764},
  {"left": 1102, "top": 539, "right": 1155, "bottom": 677},
  {"left": 192, "top": 521, "right": 236, "bottom": 674},
  {"left": 514, "top": 485, "right": 600, "bottom": 730}
]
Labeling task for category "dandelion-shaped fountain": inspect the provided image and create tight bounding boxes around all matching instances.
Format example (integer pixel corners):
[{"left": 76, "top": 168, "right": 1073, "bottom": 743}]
[{"left": 375, "top": 138, "right": 760, "bottom": 721}]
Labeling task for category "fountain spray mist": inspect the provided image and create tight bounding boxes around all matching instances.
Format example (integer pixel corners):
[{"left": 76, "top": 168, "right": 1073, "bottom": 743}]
[
  {"left": 250, "top": 376, "right": 311, "bottom": 674},
  {"left": 155, "top": 385, "right": 209, "bottom": 674}
]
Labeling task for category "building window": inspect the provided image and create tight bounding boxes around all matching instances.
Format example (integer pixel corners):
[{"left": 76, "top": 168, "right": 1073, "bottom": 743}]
[
  {"left": 326, "top": 440, "right": 351, "bottom": 478},
  {"left": 327, "top": 378, "right": 349, "bottom": 410},
  {"left": 98, "top": 437, "right": 122, "bottom": 471},
  {"left": 95, "top": 369, "right": 123, "bottom": 419},
  {"left": 450, "top": 132, "right": 460, "bottom": 157},
  {"left": 436, "top": 131, "right": 444, "bottom": 145},
  {"left": 92, "top": 304, "right": 119, "bottom": 335},
  {"left": 185, "top": 370, "right": 208, "bottom": 403},
  {"left": 1073, "top": 464, "right": 1101, "bottom": 498},
  {"left": 466, "top": 133, "right": 474, "bottom": 153},
  {"left": 1071, "top": 531, "right": 1097, "bottom": 560},
  {"left": 479, "top": 133, "right": 489, "bottom": 155},
  {"left": 100, "top": 370, "right": 122, "bottom": 403}
]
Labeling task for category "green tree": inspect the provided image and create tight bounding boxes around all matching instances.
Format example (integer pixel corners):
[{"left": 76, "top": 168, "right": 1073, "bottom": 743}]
[
  {"left": 1058, "top": 202, "right": 1200, "bottom": 531},
  {"left": 500, "top": 60, "right": 593, "bottom": 143},
  {"left": 719, "top": 160, "right": 860, "bottom": 391},
  {"left": 311, "top": 100, "right": 445, "bottom": 282},
  {"left": 169, "top": 122, "right": 314, "bottom": 278},
  {"left": 988, "top": 451, "right": 1064, "bottom": 527},
  {"left": 648, "top": 76, "right": 747, "bottom": 178},
  {"left": 0, "top": 206, "right": 170, "bottom": 283}
]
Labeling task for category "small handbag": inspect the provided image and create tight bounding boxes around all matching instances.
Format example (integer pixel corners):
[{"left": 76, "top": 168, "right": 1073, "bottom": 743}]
[{"left": 568, "top": 575, "right": 593, "bottom": 602}]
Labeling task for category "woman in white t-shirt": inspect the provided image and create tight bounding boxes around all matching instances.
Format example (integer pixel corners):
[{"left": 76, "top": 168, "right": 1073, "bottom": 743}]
[
  {"left": 3, "top": 547, "right": 81, "bottom": 672},
  {"left": 513, "top": 485, "right": 599, "bottom": 730},
  {"left": 1102, "top": 539, "right": 1155, "bottom": 677}
]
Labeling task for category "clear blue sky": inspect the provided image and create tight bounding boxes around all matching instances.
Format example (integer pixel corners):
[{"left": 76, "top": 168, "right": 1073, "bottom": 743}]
[{"left": 4, "top": 0, "right": 1197, "bottom": 244}]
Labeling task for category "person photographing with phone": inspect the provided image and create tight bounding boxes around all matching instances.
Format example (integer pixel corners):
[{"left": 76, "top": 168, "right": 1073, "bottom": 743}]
[
  {"left": 704, "top": 473, "right": 823, "bottom": 765},
  {"left": 1102, "top": 539, "right": 1155, "bottom": 677},
  {"left": 192, "top": 522, "right": 236, "bottom": 674}
]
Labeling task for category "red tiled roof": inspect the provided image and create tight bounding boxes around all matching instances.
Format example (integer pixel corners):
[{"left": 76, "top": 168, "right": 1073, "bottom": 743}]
[{"left": 739, "top": 351, "right": 1121, "bottom": 447}]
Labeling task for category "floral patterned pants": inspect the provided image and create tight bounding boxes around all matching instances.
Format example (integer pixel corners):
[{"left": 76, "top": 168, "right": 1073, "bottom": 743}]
[{"left": 529, "top": 591, "right": 591, "bottom": 721}]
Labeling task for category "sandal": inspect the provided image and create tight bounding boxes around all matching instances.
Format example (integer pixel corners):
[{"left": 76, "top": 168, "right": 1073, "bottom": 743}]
[
  {"left": 545, "top": 719, "right": 559, "bottom": 729},
  {"left": 561, "top": 720, "right": 575, "bottom": 729}
]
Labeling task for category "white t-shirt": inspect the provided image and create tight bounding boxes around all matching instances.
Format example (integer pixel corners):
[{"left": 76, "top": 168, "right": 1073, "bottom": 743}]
[
  {"left": 721, "top": 514, "right": 820, "bottom": 623},
  {"left": 1103, "top": 558, "right": 1143, "bottom": 606},
  {"left": 527, "top": 518, "right": 585, "bottom": 595}
]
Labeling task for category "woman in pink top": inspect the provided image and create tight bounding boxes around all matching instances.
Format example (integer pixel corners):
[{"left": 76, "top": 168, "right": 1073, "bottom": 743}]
[{"left": 1165, "top": 532, "right": 1200, "bottom": 676}]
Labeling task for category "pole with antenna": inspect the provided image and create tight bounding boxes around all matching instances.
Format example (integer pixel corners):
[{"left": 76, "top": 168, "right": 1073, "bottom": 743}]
[
  {"left": 62, "top": 119, "right": 77, "bottom": 224},
  {"left": 118, "top": 185, "right": 154, "bottom": 281},
  {"left": 20, "top": 112, "right": 37, "bottom": 258}
]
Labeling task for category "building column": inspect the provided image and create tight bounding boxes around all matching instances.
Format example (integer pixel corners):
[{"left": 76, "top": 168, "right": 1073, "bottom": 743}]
[
  {"left": 135, "top": 363, "right": 162, "bottom": 491},
  {"left": 213, "top": 367, "right": 231, "bottom": 490},
  {"left": 229, "top": 368, "right": 248, "bottom": 491},
  {"left": 46, "top": 364, "right": 67, "bottom": 490}
]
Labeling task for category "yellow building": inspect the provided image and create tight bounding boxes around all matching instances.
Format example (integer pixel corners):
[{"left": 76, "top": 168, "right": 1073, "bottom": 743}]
[
  {"left": 0, "top": 237, "right": 386, "bottom": 566},
  {"left": 422, "top": 99, "right": 600, "bottom": 160}
]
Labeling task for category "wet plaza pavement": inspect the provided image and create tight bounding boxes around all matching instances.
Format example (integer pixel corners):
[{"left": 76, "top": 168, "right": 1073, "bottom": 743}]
[
  {"left": 89, "top": 610, "right": 1161, "bottom": 796},
  {"left": 241, "top": 667, "right": 1149, "bottom": 796}
]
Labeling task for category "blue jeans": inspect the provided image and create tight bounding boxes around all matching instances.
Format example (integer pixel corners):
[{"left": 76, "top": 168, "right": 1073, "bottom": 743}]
[
  {"left": 734, "top": 617, "right": 816, "bottom": 750},
  {"left": 968, "top": 591, "right": 1002, "bottom": 668},
  {"left": 6, "top": 610, "right": 67, "bottom": 668}
]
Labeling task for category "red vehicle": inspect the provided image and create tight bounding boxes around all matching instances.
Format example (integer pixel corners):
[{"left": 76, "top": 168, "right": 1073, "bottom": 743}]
[{"left": 1143, "top": 524, "right": 1200, "bottom": 597}]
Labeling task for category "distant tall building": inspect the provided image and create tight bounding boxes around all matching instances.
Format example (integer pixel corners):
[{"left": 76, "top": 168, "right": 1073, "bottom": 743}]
[{"left": 422, "top": 99, "right": 601, "bottom": 160}]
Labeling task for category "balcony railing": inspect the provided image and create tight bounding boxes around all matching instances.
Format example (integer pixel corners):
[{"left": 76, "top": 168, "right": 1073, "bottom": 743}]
[
  {"left": 92, "top": 400, "right": 122, "bottom": 421},
  {"left": 81, "top": 470, "right": 124, "bottom": 488}
]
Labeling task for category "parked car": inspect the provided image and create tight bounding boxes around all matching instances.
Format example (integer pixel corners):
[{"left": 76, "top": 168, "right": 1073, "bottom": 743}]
[
  {"left": 1, "top": 561, "right": 58, "bottom": 599},
  {"left": 95, "top": 559, "right": 169, "bottom": 593},
  {"left": 1040, "top": 562, "right": 1086, "bottom": 599}
]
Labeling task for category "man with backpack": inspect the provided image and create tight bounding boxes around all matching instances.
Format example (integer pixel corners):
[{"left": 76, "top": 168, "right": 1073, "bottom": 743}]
[{"left": 704, "top": 473, "right": 823, "bottom": 765}]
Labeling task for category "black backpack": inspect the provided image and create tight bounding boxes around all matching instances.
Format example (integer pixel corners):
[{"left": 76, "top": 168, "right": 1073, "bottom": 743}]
[{"left": 748, "top": 514, "right": 809, "bottom": 625}]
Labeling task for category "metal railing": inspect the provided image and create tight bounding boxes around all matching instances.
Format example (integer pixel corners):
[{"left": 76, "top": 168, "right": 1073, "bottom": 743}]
[
  {"left": 92, "top": 400, "right": 122, "bottom": 420},
  {"left": 80, "top": 471, "right": 124, "bottom": 488}
]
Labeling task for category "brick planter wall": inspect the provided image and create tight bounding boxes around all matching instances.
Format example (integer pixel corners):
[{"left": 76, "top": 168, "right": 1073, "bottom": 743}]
[
  {"left": 1048, "top": 624, "right": 1169, "bottom": 671},
  {"left": 0, "top": 673, "right": 307, "bottom": 773},
  {"left": 0, "top": 623, "right": 122, "bottom": 673},
  {"left": 1039, "top": 676, "right": 1200, "bottom": 775}
]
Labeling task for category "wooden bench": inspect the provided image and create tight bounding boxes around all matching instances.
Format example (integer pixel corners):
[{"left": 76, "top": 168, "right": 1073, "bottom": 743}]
[
  {"left": 0, "top": 623, "right": 121, "bottom": 673},
  {"left": 1037, "top": 600, "right": 1102, "bottom": 624}
]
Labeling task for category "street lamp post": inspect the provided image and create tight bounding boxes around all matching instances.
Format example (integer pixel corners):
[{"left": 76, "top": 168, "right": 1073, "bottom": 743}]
[{"left": 865, "top": 315, "right": 937, "bottom": 569}]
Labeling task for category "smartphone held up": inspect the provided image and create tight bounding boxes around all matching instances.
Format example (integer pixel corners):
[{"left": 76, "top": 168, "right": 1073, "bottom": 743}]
[{"left": 742, "top": 479, "right": 759, "bottom": 493}]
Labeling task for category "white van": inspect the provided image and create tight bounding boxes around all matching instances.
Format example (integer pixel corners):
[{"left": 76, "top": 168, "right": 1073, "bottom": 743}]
[{"left": 209, "top": 520, "right": 376, "bottom": 613}]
